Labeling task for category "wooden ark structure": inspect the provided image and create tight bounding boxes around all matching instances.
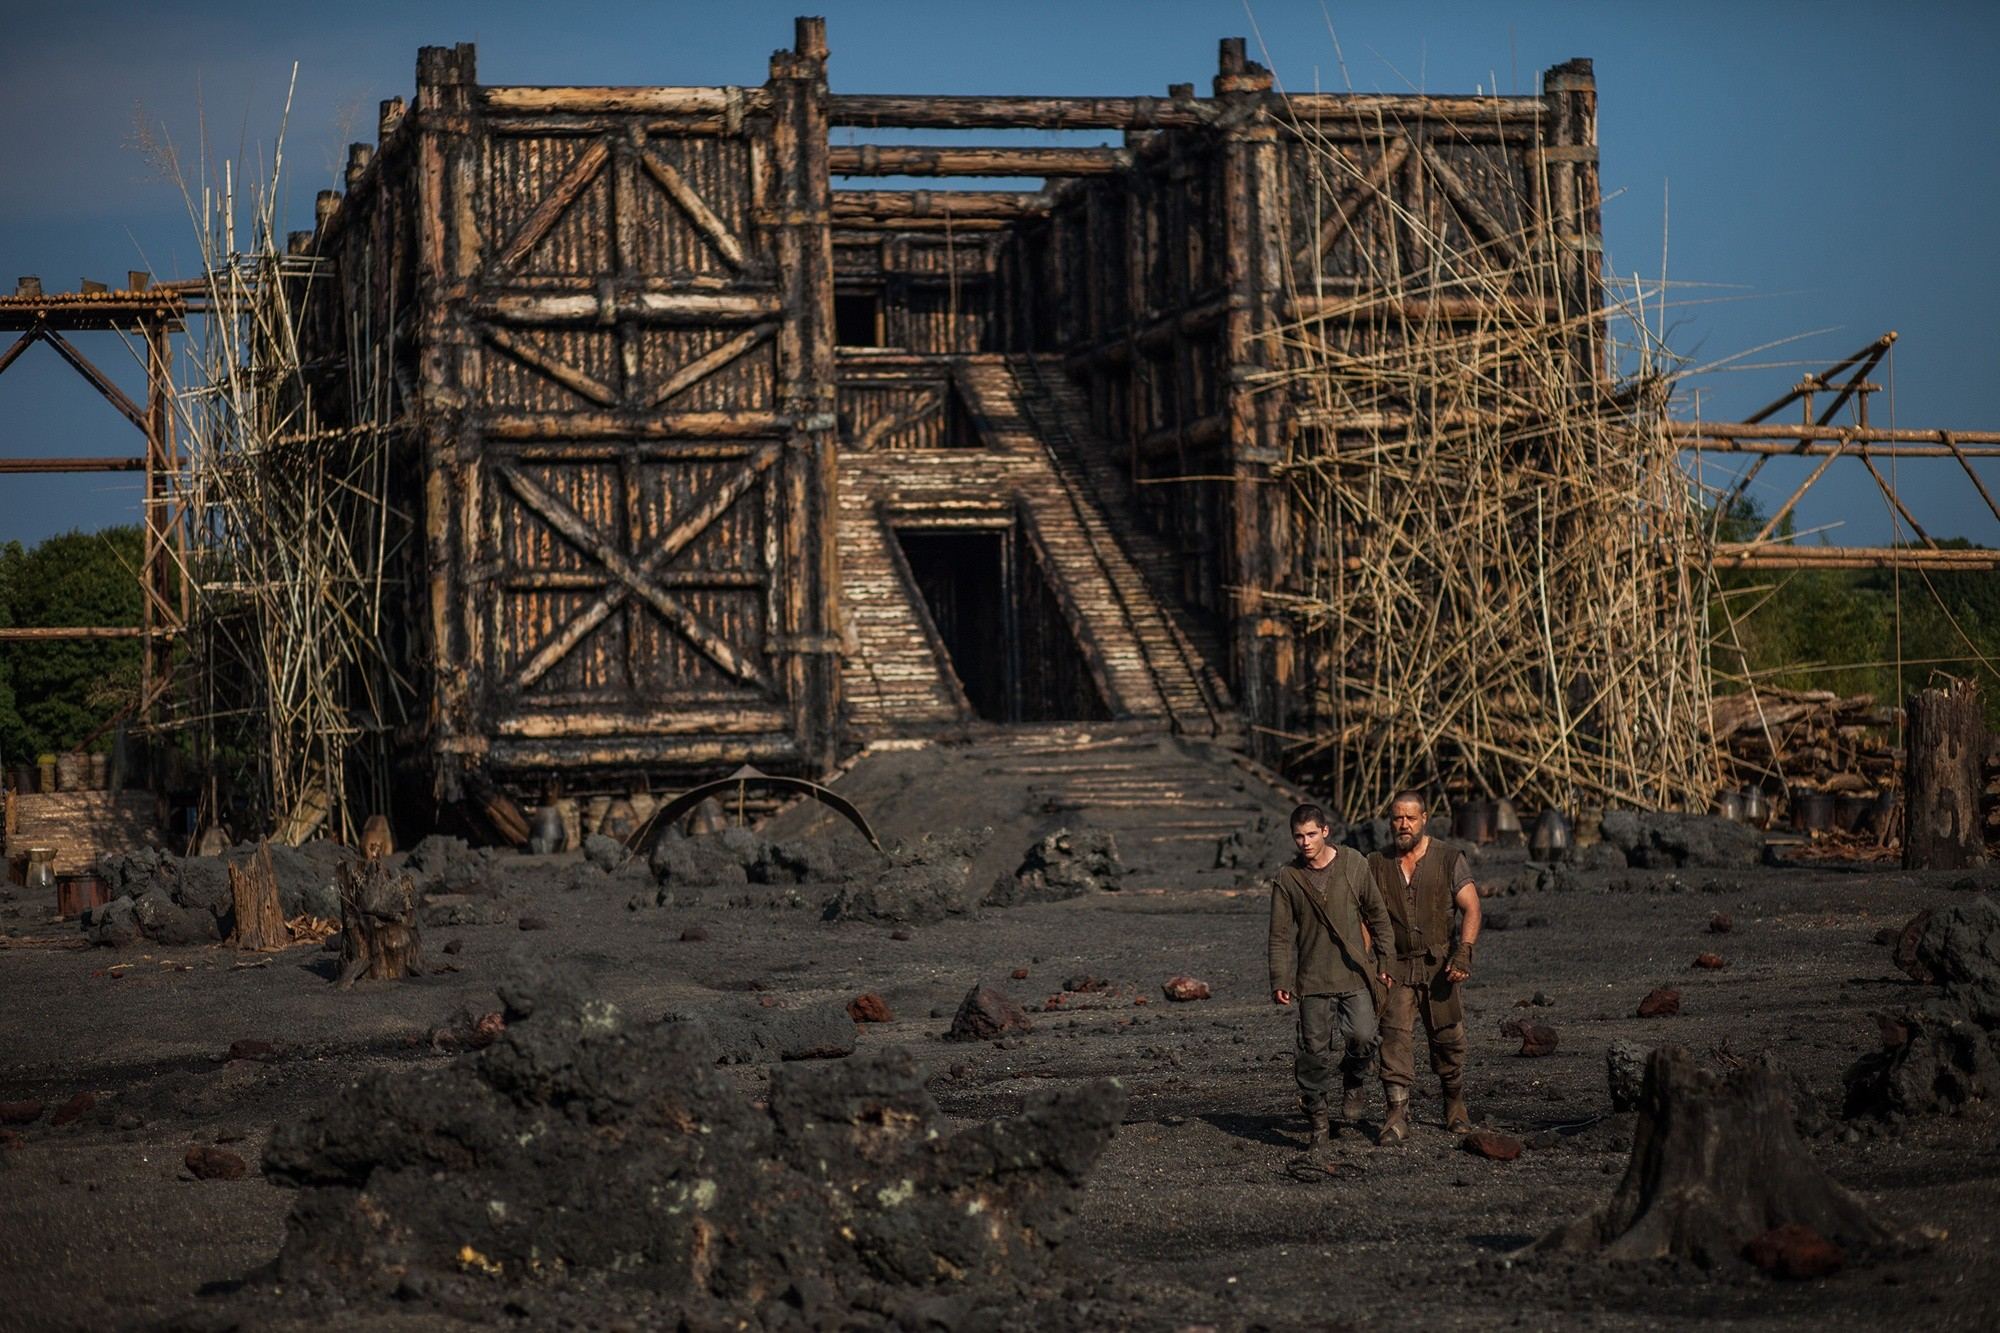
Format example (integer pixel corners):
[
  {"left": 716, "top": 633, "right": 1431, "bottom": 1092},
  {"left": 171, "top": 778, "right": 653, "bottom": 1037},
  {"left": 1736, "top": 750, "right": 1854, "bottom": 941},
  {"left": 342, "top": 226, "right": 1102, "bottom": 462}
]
[{"left": 295, "top": 17, "right": 1603, "bottom": 811}]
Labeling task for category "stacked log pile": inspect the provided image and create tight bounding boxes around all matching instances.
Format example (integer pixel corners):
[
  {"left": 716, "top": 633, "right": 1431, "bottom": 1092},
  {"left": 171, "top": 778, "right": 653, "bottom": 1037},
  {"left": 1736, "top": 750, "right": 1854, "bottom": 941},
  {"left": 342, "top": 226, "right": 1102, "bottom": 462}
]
[{"left": 1709, "top": 689, "right": 1897, "bottom": 791}]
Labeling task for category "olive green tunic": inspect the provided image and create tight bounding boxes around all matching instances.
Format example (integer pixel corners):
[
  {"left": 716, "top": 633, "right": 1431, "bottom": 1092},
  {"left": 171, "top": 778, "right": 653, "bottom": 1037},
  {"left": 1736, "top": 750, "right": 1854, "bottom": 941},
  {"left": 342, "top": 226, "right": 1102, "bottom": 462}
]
[{"left": 1268, "top": 848, "right": 1393, "bottom": 997}]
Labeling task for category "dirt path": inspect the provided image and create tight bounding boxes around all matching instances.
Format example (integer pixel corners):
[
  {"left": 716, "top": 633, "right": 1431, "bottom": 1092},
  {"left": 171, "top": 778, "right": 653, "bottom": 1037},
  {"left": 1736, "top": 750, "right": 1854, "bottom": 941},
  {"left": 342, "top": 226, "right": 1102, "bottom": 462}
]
[{"left": 1, "top": 807, "right": 1995, "bottom": 1329}]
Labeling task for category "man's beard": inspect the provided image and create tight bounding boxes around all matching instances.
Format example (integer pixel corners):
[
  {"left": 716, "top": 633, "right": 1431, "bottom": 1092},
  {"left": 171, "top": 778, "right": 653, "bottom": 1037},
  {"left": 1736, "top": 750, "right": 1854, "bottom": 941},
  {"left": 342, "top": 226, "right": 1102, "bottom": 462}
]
[{"left": 1392, "top": 829, "right": 1420, "bottom": 851}]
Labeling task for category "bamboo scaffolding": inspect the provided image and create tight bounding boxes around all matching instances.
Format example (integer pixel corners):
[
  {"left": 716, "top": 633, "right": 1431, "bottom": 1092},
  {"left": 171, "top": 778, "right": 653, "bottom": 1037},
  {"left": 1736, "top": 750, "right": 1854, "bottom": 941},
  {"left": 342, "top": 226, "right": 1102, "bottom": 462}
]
[
  {"left": 1260, "top": 100, "right": 1718, "bottom": 819},
  {"left": 172, "top": 86, "right": 413, "bottom": 844}
]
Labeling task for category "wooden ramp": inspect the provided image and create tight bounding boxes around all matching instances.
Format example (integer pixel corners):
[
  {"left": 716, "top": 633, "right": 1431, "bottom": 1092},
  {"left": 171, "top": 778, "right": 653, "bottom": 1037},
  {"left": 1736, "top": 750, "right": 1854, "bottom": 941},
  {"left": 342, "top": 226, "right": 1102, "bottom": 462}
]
[{"left": 836, "top": 354, "right": 1232, "bottom": 743}]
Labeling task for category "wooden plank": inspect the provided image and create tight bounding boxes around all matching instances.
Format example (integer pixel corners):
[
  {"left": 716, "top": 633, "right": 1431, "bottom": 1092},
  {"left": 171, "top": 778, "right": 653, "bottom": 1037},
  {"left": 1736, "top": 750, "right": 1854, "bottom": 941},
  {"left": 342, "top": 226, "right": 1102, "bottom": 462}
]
[
  {"left": 648, "top": 323, "right": 774, "bottom": 408},
  {"left": 480, "top": 290, "right": 782, "bottom": 323},
  {"left": 483, "top": 326, "right": 619, "bottom": 405},
  {"left": 828, "top": 145, "right": 1130, "bottom": 177},
  {"left": 829, "top": 94, "right": 1214, "bottom": 129},
  {"left": 638, "top": 147, "right": 750, "bottom": 269},
  {"left": 483, "top": 86, "right": 771, "bottom": 115},
  {"left": 0, "top": 456, "right": 146, "bottom": 473},
  {"left": 493, "top": 137, "right": 610, "bottom": 270}
]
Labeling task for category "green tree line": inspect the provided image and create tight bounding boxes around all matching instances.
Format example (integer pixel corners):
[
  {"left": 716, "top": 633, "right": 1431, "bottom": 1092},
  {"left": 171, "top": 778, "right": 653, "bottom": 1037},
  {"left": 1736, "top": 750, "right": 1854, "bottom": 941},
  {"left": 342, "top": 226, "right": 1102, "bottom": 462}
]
[
  {"left": 0, "top": 525, "right": 144, "bottom": 767},
  {"left": 1711, "top": 502, "right": 2000, "bottom": 726}
]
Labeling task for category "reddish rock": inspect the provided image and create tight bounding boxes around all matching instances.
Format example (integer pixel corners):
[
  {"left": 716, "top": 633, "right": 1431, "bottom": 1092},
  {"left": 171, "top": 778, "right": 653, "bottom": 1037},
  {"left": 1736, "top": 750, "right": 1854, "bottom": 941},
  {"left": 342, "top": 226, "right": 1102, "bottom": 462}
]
[
  {"left": 1637, "top": 987, "right": 1681, "bottom": 1018},
  {"left": 1161, "top": 975, "right": 1211, "bottom": 1002},
  {"left": 889, "top": 929, "right": 913, "bottom": 942},
  {"left": 1891, "top": 910, "right": 1934, "bottom": 983},
  {"left": 1133, "top": 995, "right": 1150, "bottom": 1006},
  {"left": 50, "top": 1093, "right": 95, "bottom": 1127},
  {"left": 226, "top": 1039, "right": 281, "bottom": 1062},
  {"left": 758, "top": 995, "right": 781, "bottom": 1008},
  {"left": 1692, "top": 953, "right": 1727, "bottom": 970},
  {"left": 1743, "top": 1223, "right": 1844, "bottom": 1279},
  {"left": 1063, "top": 974, "right": 1110, "bottom": 993},
  {"left": 847, "top": 993, "right": 893, "bottom": 1023},
  {"left": 442, "top": 938, "right": 465, "bottom": 955},
  {"left": 1010, "top": 967, "right": 1030, "bottom": 980},
  {"left": 0, "top": 1129, "right": 22, "bottom": 1151},
  {"left": 184, "top": 1146, "right": 248, "bottom": 1181},
  {"left": 677, "top": 925, "right": 710, "bottom": 942},
  {"left": 472, "top": 1012, "right": 507, "bottom": 1046},
  {"left": 0, "top": 1101, "right": 44, "bottom": 1126},
  {"left": 518, "top": 915, "right": 551, "bottom": 931},
  {"left": 1514, "top": 1023, "right": 1559, "bottom": 1058},
  {"left": 1877, "top": 1015, "right": 1910, "bottom": 1048},
  {"left": 945, "top": 985, "right": 1032, "bottom": 1043},
  {"left": 1709, "top": 912, "right": 1734, "bottom": 934},
  {"left": 1042, "top": 994, "right": 1067, "bottom": 1012},
  {"left": 1461, "top": 1130, "right": 1523, "bottom": 1161}
]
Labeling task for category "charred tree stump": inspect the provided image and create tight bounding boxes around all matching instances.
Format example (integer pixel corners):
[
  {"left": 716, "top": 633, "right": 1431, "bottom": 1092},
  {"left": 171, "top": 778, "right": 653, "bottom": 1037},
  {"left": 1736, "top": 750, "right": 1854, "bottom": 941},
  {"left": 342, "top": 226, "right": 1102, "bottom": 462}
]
[
  {"left": 1539, "top": 1047, "right": 1897, "bottom": 1265},
  {"left": 227, "top": 843, "right": 288, "bottom": 951},
  {"left": 335, "top": 857, "right": 422, "bottom": 989},
  {"left": 1905, "top": 678, "right": 1986, "bottom": 870}
]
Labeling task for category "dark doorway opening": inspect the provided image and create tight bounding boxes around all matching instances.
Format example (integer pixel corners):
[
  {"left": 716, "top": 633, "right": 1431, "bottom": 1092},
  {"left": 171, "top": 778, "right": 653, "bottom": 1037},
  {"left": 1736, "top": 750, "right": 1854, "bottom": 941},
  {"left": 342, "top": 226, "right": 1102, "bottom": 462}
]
[
  {"left": 835, "top": 290, "right": 882, "bottom": 347},
  {"left": 896, "top": 525, "right": 1109, "bottom": 723}
]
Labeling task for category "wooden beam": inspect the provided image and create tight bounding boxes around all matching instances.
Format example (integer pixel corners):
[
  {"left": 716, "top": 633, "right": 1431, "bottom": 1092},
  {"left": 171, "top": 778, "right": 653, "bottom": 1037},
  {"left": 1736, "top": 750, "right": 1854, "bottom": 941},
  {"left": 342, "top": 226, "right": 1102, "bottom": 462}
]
[
  {"left": 493, "top": 138, "right": 609, "bottom": 269},
  {"left": 1712, "top": 545, "right": 2000, "bottom": 572},
  {"left": 637, "top": 147, "right": 749, "bottom": 269},
  {"left": 0, "top": 456, "right": 146, "bottom": 473},
  {"left": 479, "top": 410, "right": 787, "bottom": 439},
  {"left": 39, "top": 330, "right": 147, "bottom": 431},
  {"left": 1278, "top": 93, "right": 1545, "bottom": 123},
  {"left": 829, "top": 94, "right": 1214, "bottom": 130},
  {"left": 831, "top": 190, "right": 1048, "bottom": 220},
  {"left": 0, "top": 626, "right": 152, "bottom": 640},
  {"left": 648, "top": 323, "right": 774, "bottom": 408},
  {"left": 1670, "top": 422, "right": 2000, "bottom": 454},
  {"left": 828, "top": 145, "right": 1130, "bottom": 177},
  {"left": 483, "top": 326, "right": 619, "bottom": 406},
  {"left": 479, "top": 290, "right": 782, "bottom": 324},
  {"left": 1291, "top": 137, "right": 1411, "bottom": 269},
  {"left": 482, "top": 86, "right": 772, "bottom": 116}
]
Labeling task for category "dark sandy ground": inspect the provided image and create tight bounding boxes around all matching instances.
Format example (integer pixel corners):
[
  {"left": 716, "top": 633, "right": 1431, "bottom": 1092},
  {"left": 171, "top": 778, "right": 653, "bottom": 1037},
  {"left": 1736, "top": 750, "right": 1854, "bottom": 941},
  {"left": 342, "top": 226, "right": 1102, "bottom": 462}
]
[{"left": 1, "top": 743, "right": 1998, "bottom": 1331}]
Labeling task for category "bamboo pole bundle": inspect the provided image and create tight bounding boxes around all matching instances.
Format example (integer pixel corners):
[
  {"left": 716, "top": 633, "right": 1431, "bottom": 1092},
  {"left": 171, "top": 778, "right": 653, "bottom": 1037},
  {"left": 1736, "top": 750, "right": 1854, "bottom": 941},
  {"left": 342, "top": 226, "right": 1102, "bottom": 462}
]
[
  {"left": 1258, "top": 104, "right": 1719, "bottom": 819},
  {"left": 169, "top": 75, "right": 413, "bottom": 844}
]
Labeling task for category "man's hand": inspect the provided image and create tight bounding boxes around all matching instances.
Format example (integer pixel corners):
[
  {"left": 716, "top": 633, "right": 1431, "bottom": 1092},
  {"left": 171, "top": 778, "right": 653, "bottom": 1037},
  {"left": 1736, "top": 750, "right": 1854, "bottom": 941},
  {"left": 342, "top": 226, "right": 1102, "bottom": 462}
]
[
  {"left": 1445, "top": 965, "right": 1469, "bottom": 983},
  {"left": 1377, "top": 971, "right": 1396, "bottom": 989},
  {"left": 1272, "top": 988, "right": 1293, "bottom": 1006}
]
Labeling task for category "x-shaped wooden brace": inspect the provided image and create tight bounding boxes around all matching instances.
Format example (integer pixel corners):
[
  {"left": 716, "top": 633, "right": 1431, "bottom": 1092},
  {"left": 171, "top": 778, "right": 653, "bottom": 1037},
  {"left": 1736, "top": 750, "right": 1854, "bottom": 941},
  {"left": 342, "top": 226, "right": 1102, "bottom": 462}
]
[{"left": 499, "top": 441, "right": 782, "bottom": 693}]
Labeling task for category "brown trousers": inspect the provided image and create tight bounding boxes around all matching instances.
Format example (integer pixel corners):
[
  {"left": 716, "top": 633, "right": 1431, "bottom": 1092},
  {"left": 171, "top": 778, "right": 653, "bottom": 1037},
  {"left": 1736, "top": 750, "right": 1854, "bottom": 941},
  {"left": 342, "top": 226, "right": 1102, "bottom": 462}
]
[{"left": 1378, "top": 978, "right": 1466, "bottom": 1094}]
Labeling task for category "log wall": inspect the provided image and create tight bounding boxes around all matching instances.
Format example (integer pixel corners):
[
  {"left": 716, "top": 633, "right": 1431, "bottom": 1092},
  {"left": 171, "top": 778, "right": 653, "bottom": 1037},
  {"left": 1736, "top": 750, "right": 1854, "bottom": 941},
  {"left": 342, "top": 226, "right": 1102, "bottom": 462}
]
[{"left": 299, "top": 21, "right": 1601, "bottom": 792}]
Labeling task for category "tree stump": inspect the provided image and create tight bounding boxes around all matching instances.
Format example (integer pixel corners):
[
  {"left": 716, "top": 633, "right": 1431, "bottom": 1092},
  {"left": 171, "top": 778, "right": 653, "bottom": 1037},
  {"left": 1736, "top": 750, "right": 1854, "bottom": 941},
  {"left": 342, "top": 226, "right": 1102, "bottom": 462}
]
[
  {"left": 1904, "top": 677, "right": 1986, "bottom": 870},
  {"left": 335, "top": 857, "right": 422, "bottom": 989},
  {"left": 1539, "top": 1046, "right": 1897, "bottom": 1265},
  {"left": 227, "top": 843, "right": 289, "bottom": 951}
]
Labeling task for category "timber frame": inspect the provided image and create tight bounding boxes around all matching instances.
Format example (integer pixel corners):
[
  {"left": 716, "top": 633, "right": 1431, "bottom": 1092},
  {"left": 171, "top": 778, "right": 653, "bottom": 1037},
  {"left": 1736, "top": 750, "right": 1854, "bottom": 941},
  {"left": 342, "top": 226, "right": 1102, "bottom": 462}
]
[{"left": 286, "top": 19, "right": 1615, "bottom": 798}]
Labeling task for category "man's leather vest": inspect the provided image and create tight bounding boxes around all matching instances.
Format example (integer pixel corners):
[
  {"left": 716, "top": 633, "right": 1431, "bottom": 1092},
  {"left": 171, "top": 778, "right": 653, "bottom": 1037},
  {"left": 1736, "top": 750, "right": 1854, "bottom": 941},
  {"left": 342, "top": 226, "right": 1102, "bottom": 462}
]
[{"left": 1369, "top": 843, "right": 1457, "bottom": 962}]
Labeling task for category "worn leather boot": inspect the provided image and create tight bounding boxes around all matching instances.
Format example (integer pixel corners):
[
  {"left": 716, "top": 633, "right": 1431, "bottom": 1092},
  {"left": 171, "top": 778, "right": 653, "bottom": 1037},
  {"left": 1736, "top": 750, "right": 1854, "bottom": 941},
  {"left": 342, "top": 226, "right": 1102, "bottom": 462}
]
[
  {"left": 1305, "top": 1106, "right": 1331, "bottom": 1150},
  {"left": 1341, "top": 1078, "right": 1367, "bottom": 1123},
  {"left": 1442, "top": 1081, "right": 1473, "bottom": 1134},
  {"left": 1378, "top": 1089, "right": 1410, "bottom": 1143}
]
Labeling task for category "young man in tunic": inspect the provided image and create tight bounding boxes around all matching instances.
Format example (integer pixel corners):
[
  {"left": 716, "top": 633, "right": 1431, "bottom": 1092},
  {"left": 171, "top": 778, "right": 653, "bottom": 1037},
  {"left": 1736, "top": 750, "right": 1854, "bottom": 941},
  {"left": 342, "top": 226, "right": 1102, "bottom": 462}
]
[
  {"left": 1268, "top": 803, "right": 1395, "bottom": 1148},
  {"left": 1367, "top": 790, "right": 1483, "bottom": 1142}
]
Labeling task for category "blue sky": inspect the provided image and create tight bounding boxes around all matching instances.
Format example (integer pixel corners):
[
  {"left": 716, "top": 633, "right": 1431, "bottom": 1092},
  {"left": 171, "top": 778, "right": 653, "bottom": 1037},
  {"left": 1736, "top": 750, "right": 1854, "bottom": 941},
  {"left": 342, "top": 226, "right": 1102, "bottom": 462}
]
[{"left": 1, "top": 0, "right": 1995, "bottom": 548}]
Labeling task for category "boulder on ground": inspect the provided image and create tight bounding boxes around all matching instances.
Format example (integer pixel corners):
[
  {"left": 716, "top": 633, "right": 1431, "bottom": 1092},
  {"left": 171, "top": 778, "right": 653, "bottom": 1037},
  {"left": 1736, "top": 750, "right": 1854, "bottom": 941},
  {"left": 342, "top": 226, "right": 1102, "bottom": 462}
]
[
  {"left": 1599, "top": 811, "right": 1763, "bottom": 869},
  {"left": 1846, "top": 895, "right": 2000, "bottom": 1118},
  {"left": 994, "top": 828, "right": 1123, "bottom": 906},
  {"left": 822, "top": 829, "right": 991, "bottom": 925},
  {"left": 258, "top": 971, "right": 1121, "bottom": 1320},
  {"left": 946, "top": 985, "right": 1032, "bottom": 1042}
]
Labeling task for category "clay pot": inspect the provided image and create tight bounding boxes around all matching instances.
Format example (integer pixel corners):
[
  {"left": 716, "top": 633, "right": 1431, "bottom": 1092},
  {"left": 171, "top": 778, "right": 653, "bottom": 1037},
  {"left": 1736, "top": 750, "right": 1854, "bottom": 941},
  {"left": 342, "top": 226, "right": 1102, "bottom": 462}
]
[
  {"left": 1738, "top": 788, "right": 1769, "bottom": 829},
  {"left": 598, "top": 798, "right": 638, "bottom": 842},
  {"left": 1493, "top": 798, "right": 1524, "bottom": 845},
  {"left": 1713, "top": 790, "right": 1744, "bottom": 822},
  {"left": 1529, "top": 809, "right": 1573, "bottom": 861}
]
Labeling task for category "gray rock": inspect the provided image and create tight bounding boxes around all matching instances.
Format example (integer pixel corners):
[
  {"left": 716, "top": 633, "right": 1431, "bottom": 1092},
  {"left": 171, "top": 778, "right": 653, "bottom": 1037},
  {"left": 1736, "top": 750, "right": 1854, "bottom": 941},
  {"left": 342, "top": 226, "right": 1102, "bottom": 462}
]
[
  {"left": 1599, "top": 811, "right": 1763, "bottom": 869},
  {"left": 993, "top": 828, "right": 1123, "bottom": 906},
  {"left": 83, "top": 895, "right": 140, "bottom": 948},
  {"left": 1607, "top": 1039, "right": 1648, "bottom": 1111},
  {"left": 581, "top": 834, "right": 627, "bottom": 873},
  {"left": 650, "top": 831, "right": 751, "bottom": 887},
  {"left": 822, "top": 829, "right": 990, "bottom": 925}
]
